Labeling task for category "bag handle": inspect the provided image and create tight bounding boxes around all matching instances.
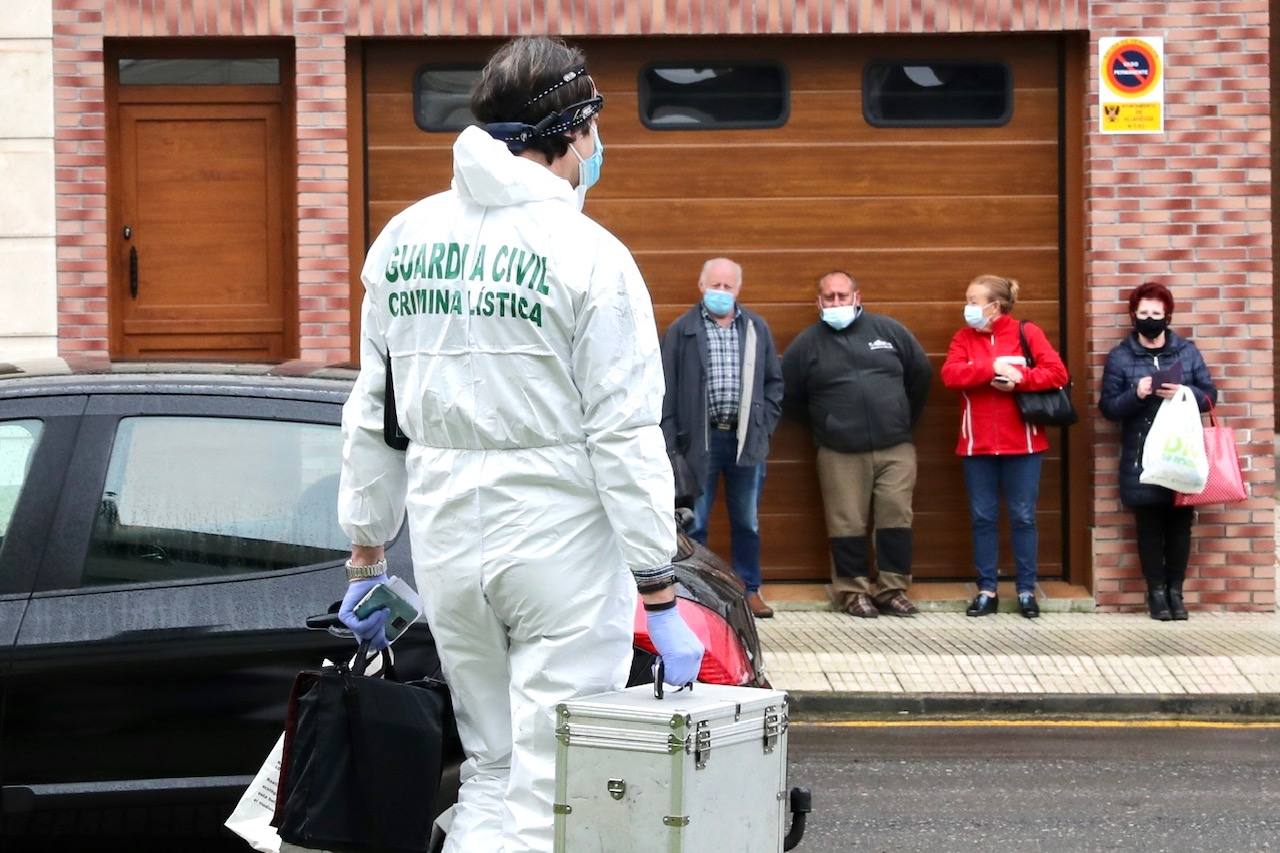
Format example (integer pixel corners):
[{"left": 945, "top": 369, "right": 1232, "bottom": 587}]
[
  {"left": 1202, "top": 397, "right": 1218, "bottom": 427},
  {"left": 1018, "top": 320, "right": 1036, "bottom": 368},
  {"left": 349, "top": 642, "right": 397, "bottom": 681}
]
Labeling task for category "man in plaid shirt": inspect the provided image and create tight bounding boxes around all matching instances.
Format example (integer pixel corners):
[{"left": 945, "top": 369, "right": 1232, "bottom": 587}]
[{"left": 661, "top": 258, "right": 784, "bottom": 618}]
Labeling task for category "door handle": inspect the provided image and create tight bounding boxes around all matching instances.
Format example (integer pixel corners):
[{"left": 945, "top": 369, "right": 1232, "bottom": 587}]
[{"left": 129, "top": 246, "right": 138, "bottom": 299}]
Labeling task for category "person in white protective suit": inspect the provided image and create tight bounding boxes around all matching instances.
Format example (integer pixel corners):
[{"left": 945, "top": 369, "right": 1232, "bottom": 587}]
[{"left": 334, "top": 36, "right": 706, "bottom": 853}]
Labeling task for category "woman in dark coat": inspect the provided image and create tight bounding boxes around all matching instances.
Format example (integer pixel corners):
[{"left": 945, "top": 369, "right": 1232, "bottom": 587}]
[{"left": 1099, "top": 281, "right": 1217, "bottom": 621}]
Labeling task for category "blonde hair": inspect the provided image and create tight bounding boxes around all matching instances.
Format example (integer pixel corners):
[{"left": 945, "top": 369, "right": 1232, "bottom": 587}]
[{"left": 970, "top": 274, "right": 1019, "bottom": 315}]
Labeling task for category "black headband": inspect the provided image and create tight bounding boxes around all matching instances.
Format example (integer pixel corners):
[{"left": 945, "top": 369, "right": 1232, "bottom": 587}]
[
  {"left": 519, "top": 66, "right": 590, "bottom": 112},
  {"left": 484, "top": 94, "right": 603, "bottom": 153}
]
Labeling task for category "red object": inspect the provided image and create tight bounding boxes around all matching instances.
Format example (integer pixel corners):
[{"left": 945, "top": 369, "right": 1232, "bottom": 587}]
[
  {"left": 634, "top": 598, "right": 754, "bottom": 686},
  {"left": 940, "top": 313, "right": 1070, "bottom": 456},
  {"left": 1175, "top": 408, "right": 1247, "bottom": 507}
]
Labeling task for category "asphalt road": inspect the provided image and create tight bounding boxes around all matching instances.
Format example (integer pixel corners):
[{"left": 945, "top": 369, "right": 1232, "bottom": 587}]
[{"left": 786, "top": 721, "right": 1280, "bottom": 852}]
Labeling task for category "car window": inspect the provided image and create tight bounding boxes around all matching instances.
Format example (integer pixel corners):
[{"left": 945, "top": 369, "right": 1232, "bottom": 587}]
[
  {"left": 0, "top": 420, "right": 44, "bottom": 548},
  {"left": 83, "top": 416, "right": 348, "bottom": 586}
]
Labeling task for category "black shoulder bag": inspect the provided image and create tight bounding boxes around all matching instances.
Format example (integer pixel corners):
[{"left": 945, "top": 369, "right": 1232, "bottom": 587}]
[
  {"left": 273, "top": 644, "right": 450, "bottom": 852},
  {"left": 1015, "top": 320, "right": 1078, "bottom": 427}
]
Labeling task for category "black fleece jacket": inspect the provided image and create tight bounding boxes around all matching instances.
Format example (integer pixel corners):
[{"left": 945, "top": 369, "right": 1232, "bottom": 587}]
[{"left": 781, "top": 310, "right": 931, "bottom": 453}]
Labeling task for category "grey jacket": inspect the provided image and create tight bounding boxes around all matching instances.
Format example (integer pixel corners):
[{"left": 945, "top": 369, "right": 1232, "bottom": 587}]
[{"left": 660, "top": 304, "right": 784, "bottom": 499}]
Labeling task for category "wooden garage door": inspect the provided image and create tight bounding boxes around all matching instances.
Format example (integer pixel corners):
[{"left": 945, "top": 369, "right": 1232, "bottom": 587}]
[{"left": 362, "top": 35, "right": 1065, "bottom": 583}]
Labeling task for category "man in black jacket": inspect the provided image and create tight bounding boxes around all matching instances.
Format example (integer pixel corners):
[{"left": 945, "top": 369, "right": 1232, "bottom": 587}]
[
  {"left": 782, "top": 271, "right": 931, "bottom": 618},
  {"left": 661, "top": 258, "right": 784, "bottom": 618}
]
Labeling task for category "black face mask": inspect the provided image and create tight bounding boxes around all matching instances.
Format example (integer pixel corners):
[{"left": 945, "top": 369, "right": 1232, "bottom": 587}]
[{"left": 1134, "top": 316, "right": 1169, "bottom": 340}]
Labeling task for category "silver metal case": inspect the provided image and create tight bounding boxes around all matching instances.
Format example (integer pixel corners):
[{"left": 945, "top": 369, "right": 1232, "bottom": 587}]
[{"left": 553, "top": 682, "right": 790, "bottom": 852}]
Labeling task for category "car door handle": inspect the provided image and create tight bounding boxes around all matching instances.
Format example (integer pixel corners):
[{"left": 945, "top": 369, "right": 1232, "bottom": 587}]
[
  {"left": 307, "top": 609, "right": 351, "bottom": 639},
  {"left": 129, "top": 246, "right": 138, "bottom": 298}
]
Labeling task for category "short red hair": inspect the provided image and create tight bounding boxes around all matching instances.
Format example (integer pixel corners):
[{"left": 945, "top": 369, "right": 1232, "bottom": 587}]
[{"left": 1127, "top": 281, "right": 1175, "bottom": 316}]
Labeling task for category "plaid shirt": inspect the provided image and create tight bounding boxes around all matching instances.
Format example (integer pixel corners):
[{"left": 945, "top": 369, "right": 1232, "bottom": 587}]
[{"left": 702, "top": 305, "right": 741, "bottom": 423}]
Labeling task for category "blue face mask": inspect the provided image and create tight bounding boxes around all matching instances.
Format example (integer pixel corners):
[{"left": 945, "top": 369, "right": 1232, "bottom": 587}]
[
  {"left": 703, "top": 289, "right": 735, "bottom": 317},
  {"left": 572, "top": 124, "right": 604, "bottom": 195},
  {"left": 964, "top": 304, "right": 988, "bottom": 329},
  {"left": 821, "top": 305, "right": 858, "bottom": 331}
]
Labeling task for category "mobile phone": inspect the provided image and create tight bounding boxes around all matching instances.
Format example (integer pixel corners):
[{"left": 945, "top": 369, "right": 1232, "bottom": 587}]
[
  {"left": 1151, "top": 362, "right": 1183, "bottom": 388},
  {"left": 353, "top": 575, "right": 423, "bottom": 645}
]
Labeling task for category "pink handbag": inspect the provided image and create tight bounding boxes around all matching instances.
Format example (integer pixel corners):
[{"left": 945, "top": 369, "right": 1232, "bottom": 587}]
[{"left": 1174, "top": 404, "right": 1247, "bottom": 507}]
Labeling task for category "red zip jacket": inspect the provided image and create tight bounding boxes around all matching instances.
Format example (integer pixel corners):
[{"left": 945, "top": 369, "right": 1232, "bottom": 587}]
[{"left": 940, "top": 313, "right": 1069, "bottom": 456}]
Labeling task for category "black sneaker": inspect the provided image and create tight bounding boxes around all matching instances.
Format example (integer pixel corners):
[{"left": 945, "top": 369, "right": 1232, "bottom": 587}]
[
  {"left": 1017, "top": 592, "right": 1040, "bottom": 619},
  {"left": 966, "top": 592, "right": 998, "bottom": 617}
]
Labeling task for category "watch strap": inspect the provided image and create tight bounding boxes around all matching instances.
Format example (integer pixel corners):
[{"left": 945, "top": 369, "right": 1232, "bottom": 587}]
[{"left": 345, "top": 558, "right": 388, "bottom": 582}]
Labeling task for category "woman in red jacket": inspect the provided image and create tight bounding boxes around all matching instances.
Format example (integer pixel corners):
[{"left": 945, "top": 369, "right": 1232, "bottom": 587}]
[{"left": 941, "top": 275, "right": 1069, "bottom": 618}]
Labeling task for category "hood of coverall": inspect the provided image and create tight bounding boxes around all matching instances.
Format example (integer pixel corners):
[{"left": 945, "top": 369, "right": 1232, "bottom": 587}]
[{"left": 452, "top": 125, "right": 580, "bottom": 210}]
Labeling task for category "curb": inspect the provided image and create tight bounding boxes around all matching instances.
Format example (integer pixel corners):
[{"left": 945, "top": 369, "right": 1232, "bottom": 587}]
[{"left": 786, "top": 691, "right": 1280, "bottom": 720}]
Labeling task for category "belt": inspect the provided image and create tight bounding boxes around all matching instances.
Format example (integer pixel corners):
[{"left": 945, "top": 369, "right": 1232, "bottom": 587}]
[{"left": 710, "top": 421, "right": 737, "bottom": 431}]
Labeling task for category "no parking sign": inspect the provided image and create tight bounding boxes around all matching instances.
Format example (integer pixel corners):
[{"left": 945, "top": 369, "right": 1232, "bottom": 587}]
[{"left": 1099, "top": 36, "right": 1164, "bottom": 134}]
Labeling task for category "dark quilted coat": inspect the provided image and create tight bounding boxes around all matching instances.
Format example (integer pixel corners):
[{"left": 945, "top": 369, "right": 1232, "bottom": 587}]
[{"left": 1098, "top": 330, "right": 1217, "bottom": 507}]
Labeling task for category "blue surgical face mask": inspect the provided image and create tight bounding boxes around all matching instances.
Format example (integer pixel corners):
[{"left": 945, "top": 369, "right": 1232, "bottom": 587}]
[
  {"left": 703, "top": 289, "right": 735, "bottom": 317},
  {"left": 821, "top": 305, "right": 858, "bottom": 331},
  {"left": 964, "top": 303, "right": 989, "bottom": 329},
  {"left": 572, "top": 124, "right": 604, "bottom": 196}
]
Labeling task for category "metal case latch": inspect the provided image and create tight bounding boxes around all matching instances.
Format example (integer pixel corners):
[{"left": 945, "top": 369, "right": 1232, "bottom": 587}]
[
  {"left": 608, "top": 778, "right": 626, "bottom": 800},
  {"left": 763, "top": 705, "right": 781, "bottom": 754},
  {"left": 694, "top": 720, "right": 712, "bottom": 769}
]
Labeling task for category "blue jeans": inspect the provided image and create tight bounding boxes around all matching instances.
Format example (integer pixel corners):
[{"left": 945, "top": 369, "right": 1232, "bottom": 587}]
[
  {"left": 691, "top": 429, "right": 765, "bottom": 593},
  {"left": 961, "top": 453, "right": 1043, "bottom": 595}
]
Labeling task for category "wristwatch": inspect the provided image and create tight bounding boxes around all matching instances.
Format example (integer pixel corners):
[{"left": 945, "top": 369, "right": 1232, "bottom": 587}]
[{"left": 345, "top": 558, "right": 387, "bottom": 582}]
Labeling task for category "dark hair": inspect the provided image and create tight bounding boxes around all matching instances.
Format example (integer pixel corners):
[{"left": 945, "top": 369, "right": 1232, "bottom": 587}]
[
  {"left": 1127, "top": 281, "right": 1175, "bottom": 316},
  {"left": 471, "top": 37, "right": 594, "bottom": 161}
]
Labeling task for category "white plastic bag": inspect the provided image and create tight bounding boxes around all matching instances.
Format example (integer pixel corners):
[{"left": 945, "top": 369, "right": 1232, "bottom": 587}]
[
  {"left": 224, "top": 733, "right": 284, "bottom": 853},
  {"left": 1139, "top": 386, "right": 1208, "bottom": 493}
]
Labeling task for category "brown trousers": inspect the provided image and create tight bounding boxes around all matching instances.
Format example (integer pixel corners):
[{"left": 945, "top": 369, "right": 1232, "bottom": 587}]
[{"left": 816, "top": 442, "right": 917, "bottom": 605}]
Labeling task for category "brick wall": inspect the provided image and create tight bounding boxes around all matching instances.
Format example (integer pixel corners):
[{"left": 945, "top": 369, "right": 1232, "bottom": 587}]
[
  {"left": 47, "top": 0, "right": 1275, "bottom": 609},
  {"left": 53, "top": 0, "right": 108, "bottom": 354},
  {"left": 295, "top": 0, "right": 350, "bottom": 364},
  {"left": 1085, "top": 1, "right": 1274, "bottom": 610}
]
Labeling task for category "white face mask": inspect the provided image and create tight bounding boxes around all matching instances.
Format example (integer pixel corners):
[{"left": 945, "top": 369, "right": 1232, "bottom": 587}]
[
  {"left": 571, "top": 124, "right": 604, "bottom": 209},
  {"left": 821, "top": 305, "right": 858, "bottom": 331},
  {"left": 964, "top": 303, "right": 989, "bottom": 329}
]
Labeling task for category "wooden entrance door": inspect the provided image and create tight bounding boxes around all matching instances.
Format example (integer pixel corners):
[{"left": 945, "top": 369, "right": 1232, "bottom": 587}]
[{"left": 112, "top": 93, "right": 290, "bottom": 359}]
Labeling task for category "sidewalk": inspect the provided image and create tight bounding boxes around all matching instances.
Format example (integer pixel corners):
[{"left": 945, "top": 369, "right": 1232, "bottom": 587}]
[{"left": 758, "top": 611, "right": 1280, "bottom": 717}]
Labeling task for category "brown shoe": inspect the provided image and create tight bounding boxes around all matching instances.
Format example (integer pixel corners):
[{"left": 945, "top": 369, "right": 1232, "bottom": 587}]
[
  {"left": 876, "top": 591, "right": 919, "bottom": 617},
  {"left": 747, "top": 591, "right": 774, "bottom": 619},
  {"left": 844, "top": 593, "right": 879, "bottom": 619}
]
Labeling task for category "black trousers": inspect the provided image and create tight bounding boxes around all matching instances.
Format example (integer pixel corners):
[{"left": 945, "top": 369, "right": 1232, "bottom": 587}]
[{"left": 1133, "top": 505, "right": 1194, "bottom": 588}]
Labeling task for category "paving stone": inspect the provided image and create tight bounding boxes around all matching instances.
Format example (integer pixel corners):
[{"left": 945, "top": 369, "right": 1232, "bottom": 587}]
[{"left": 757, "top": 611, "right": 1280, "bottom": 697}]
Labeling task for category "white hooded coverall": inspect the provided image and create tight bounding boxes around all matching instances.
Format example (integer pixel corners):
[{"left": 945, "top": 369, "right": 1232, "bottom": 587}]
[{"left": 338, "top": 126, "right": 677, "bottom": 853}]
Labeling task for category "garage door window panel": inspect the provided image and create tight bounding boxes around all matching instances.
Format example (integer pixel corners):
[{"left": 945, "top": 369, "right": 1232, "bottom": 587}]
[
  {"left": 414, "top": 66, "right": 483, "bottom": 132},
  {"left": 639, "top": 63, "right": 789, "bottom": 129},
  {"left": 83, "top": 416, "right": 348, "bottom": 585},
  {"left": 863, "top": 61, "right": 1012, "bottom": 126},
  {"left": 0, "top": 420, "right": 44, "bottom": 550}
]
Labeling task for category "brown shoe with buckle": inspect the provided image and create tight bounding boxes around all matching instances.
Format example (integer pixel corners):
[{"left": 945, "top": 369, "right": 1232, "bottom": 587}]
[
  {"left": 877, "top": 591, "right": 920, "bottom": 617},
  {"left": 747, "top": 592, "right": 774, "bottom": 619},
  {"left": 844, "top": 593, "right": 879, "bottom": 619}
]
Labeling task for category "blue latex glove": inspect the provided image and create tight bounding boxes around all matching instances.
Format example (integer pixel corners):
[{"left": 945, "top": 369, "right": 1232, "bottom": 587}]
[
  {"left": 647, "top": 606, "right": 704, "bottom": 688},
  {"left": 339, "top": 575, "right": 390, "bottom": 651}
]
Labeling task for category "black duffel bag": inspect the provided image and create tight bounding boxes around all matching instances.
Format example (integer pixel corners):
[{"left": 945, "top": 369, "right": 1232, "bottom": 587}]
[
  {"left": 1015, "top": 320, "right": 1078, "bottom": 427},
  {"left": 273, "top": 643, "right": 450, "bottom": 852}
]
